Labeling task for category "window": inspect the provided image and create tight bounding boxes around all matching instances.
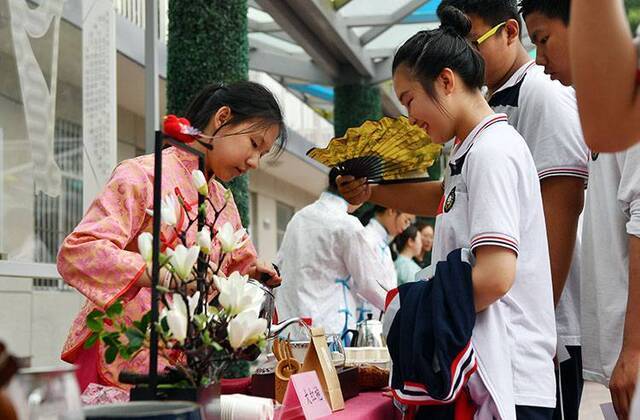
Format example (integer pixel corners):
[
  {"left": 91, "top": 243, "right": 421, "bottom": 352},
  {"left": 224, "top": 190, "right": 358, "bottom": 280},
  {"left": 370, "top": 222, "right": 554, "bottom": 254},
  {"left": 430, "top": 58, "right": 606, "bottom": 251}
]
[
  {"left": 33, "top": 119, "right": 82, "bottom": 289},
  {"left": 34, "top": 119, "right": 83, "bottom": 265},
  {"left": 276, "top": 201, "right": 295, "bottom": 249}
]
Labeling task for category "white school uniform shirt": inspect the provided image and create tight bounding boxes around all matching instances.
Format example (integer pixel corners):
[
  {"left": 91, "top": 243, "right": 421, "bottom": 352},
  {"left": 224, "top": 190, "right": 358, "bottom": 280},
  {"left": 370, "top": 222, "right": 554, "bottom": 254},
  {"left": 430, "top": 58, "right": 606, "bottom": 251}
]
[
  {"left": 489, "top": 61, "right": 589, "bottom": 349},
  {"left": 354, "top": 218, "right": 397, "bottom": 321},
  {"left": 432, "top": 114, "right": 557, "bottom": 418},
  {"left": 581, "top": 144, "right": 640, "bottom": 385},
  {"left": 274, "top": 192, "right": 388, "bottom": 339}
]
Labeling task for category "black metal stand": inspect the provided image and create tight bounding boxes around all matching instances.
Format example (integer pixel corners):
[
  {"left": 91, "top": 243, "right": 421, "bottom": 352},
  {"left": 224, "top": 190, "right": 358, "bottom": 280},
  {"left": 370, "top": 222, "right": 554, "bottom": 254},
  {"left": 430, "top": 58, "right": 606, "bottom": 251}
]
[{"left": 128, "top": 133, "right": 205, "bottom": 401}]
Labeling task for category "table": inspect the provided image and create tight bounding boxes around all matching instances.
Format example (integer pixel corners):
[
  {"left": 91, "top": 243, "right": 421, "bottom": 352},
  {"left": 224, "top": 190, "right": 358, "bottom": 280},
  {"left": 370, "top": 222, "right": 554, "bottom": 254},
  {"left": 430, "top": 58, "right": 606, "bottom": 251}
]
[
  {"left": 325, "top": 391, "right": 400, "bottom": 419},
  {"left": 222, "top": 378, "right": 400, "bottom": 419}
]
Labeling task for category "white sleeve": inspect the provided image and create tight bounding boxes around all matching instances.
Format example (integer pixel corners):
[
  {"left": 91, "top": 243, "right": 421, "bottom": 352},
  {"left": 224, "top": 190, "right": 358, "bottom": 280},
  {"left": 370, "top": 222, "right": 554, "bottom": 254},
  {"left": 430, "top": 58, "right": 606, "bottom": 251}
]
[
  {"left": 616, "top": 144, "right": 640, "bottom": 237},
  {"left": 466, "top": 143, "right": 521, "bottom": 256},
  {"left": 342, "top": 228, "right": 388, "bottom": 310},
  {"left": 522, "top": 77, "right": 589, "bottom": 181}
]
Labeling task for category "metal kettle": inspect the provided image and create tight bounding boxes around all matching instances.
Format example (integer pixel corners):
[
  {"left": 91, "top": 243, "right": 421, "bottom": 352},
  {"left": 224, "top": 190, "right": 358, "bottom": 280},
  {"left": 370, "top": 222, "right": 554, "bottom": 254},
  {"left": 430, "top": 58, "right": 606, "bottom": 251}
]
[
  {"left": 247, "top": 278, "right": 307, "bottom": 339},
  {"left": 342, "top": 313, "right": 386, "bottom": 347}
]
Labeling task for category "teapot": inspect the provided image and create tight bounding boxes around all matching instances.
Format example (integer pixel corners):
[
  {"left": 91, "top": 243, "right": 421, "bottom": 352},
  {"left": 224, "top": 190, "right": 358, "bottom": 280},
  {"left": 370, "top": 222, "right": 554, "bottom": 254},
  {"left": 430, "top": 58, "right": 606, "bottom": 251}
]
[
  {"left": 246, "top": 279, "right": 306, "bottom": 339},
  {"left": 342, "top": 313, "right": 385, "bottom": 347}
]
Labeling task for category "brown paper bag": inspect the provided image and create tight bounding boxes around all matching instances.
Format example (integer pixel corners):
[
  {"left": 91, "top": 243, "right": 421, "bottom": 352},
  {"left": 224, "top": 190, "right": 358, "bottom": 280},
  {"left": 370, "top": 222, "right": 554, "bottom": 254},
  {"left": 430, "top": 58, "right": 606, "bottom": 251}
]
[{"left": 301, "top": 327, "right": 345, "bottom": 411}]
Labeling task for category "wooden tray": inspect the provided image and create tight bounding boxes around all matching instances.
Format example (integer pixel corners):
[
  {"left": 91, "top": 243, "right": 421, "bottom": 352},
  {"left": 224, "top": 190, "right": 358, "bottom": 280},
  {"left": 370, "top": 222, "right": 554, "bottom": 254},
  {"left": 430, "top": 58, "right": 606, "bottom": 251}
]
[{"left": 250, "top": 366, "right": 360, "bottom": 401}]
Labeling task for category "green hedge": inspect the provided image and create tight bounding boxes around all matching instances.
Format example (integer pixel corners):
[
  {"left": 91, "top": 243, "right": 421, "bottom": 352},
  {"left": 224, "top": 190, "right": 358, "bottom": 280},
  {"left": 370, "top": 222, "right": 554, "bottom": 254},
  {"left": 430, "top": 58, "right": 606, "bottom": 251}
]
[
  {"left": 167, "top": 0, "right": 250, "bottom": 227},
  {"left": 333, "top": 83, "right": 383, "bottom": 138},
  {"left": 167, "top": 0, "right": 250, "bottom": 378}
]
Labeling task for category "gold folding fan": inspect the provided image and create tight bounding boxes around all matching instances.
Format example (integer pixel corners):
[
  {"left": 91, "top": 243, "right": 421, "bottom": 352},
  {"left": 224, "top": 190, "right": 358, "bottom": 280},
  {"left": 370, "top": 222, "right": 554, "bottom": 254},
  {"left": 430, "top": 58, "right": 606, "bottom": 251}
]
[{"left": 307, "top": 116, "right": 442, "bottom": 184}]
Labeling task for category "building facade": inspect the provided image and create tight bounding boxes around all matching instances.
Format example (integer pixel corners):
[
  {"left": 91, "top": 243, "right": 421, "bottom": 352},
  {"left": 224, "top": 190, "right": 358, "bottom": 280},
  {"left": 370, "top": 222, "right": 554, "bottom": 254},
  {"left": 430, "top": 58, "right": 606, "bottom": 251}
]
[{"left": 0, "top": 0, "right": 331, "bottom": 366}]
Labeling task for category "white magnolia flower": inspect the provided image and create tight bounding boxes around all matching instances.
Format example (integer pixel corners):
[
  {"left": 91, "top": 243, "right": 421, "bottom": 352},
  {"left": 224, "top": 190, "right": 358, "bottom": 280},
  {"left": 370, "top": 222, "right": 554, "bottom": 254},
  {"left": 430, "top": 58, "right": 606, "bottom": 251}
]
[
  {"left": 228, "top": 310, "right": 267, "bottom": 350},
  {"left": 191, "top": 170, "right": 208, "bottom": 196},
  {"left": 217, "top": 222, "right": 248, "bottom": 253},
  {"left": 213, "top": 271, "right": 264, "bottom": 316},
  {"left": 162, "top": 292, "right": 200, "bottom": 344},
  {"left": 160, "top": 194, "right": 180, "bottom": 226},
  {"left": 167, "top": 244, "right": 200, "bottom": 281},
  {"left": 196, "top": 227, "right": 212, "bottom": 255},
  {"left": 145, "top": 194, "right": 180, "bottom": 226},
  {"left": 138, "top": 232, "right": 153, "bottom": 264},
  {"left": 186, "top": 291, "right": 201, "bottom": 318}
]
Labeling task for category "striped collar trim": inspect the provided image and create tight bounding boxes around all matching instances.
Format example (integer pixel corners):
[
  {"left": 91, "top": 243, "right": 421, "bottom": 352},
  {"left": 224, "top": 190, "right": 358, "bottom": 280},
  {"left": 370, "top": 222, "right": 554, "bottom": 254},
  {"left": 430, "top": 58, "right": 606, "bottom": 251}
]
[{"left": 452, "top": 114, "right": 509, "bottom": 161}]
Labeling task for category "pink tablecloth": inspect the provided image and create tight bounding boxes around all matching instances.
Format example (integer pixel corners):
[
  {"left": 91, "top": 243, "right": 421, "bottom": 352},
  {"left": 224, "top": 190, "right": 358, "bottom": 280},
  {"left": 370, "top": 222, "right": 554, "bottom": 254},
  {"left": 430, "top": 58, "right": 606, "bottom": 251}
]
[
  {"left": 325, "top": 392, "right": 400, "bottom": 419},
  {"left": 222, "top": 377, "right": 399, "bottom": 419}
]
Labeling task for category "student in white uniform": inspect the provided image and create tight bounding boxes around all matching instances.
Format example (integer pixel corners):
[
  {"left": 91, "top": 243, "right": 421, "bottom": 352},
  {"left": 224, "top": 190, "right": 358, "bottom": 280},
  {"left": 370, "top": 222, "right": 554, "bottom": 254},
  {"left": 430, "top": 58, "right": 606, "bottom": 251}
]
[
  {"left": 437, "top": 2, "right": 588, "bottom": 418},
  {"left": 520, "top": 1, "right": 640, "bottom": 417},
  {"left": 356, "top": 206, "right": 413, "bottom": 321},
  {"left": 338, "top": 7, "right": 556, "bottom": 419},
  {"left": 274, "top": 170, "right": 389, "bottom": 340}
]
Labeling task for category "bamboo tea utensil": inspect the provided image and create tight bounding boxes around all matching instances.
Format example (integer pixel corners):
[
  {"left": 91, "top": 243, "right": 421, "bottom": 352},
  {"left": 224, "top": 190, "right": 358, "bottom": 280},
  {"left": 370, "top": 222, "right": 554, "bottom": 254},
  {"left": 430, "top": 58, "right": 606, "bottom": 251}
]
[
  {"left": 274, "top": 340, "right": 301, "bottom": 403},
  {"left": 273, "top": 337, "right": 282, "bottom": 361}
]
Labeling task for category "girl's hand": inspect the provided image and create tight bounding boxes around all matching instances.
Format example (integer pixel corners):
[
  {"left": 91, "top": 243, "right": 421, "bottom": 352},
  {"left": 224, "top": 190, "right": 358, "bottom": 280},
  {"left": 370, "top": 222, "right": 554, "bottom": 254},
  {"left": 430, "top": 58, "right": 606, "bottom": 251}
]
[
  {"left": 336, "top": 175, "right": 371, "bottom": 205},
  {"left": 247, "top": 261, "right": 282, "bottom": 288}
]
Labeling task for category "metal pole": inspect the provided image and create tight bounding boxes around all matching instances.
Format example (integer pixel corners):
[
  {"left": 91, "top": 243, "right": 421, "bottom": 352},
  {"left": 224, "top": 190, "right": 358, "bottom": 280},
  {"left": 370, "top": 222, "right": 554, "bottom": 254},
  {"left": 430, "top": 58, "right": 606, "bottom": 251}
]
[
  {"left": 145, "top": 0, "right": 159, "bottom": 397},
  {"left": 145, "top": 0, "right": 159, "bottom": 154}
]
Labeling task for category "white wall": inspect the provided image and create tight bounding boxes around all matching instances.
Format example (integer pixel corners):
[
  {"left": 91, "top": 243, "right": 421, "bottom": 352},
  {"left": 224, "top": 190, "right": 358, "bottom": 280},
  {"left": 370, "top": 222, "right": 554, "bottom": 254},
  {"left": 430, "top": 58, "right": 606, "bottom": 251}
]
[{"left": 248, "top": 170, "right": 317, "bottom": 262}]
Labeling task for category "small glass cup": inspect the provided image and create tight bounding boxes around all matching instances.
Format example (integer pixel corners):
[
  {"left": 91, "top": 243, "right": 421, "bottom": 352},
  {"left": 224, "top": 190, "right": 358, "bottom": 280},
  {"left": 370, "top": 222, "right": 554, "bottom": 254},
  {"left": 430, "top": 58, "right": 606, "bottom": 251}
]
[{"left": 326, "top": 334, "right": 346, "bottom": 368}]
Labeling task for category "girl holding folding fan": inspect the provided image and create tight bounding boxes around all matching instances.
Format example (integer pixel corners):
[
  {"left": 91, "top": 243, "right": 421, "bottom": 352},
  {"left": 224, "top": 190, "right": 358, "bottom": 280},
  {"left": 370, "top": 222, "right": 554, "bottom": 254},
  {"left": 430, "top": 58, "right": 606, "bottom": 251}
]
[{"left": 337, "top": 6, "right": 556, "bottom": 419}]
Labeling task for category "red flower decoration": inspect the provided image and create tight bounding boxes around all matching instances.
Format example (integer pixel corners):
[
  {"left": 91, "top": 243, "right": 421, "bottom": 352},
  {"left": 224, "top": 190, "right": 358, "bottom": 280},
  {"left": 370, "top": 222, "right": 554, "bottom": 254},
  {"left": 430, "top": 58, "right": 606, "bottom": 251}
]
[{"left": 163, "top": 115, "right": 202, "bottom": 143}]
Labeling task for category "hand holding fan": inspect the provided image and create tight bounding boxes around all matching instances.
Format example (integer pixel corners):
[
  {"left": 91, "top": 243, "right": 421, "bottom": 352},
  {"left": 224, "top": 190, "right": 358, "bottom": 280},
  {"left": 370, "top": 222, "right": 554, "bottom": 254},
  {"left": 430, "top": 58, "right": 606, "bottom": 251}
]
[{"left": 307, "top": 116, "right": 442, "bottom": 184}]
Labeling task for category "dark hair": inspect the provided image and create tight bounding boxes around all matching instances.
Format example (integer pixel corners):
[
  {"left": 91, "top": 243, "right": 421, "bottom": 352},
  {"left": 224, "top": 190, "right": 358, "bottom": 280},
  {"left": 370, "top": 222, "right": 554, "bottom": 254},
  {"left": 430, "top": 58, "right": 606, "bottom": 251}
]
[
  {"left": 392, "top": 6, "right": 485, "bottom": 104},
  {"left": 183, "top": 81, "right": 287, "bottom": 156},
  {"left": 373, "top": 205, "right": 388, "bottom": 214},
  {"left": 327, "top": 167, "right": 340, "bottom": 194},
  {"left": 438, "top": 0, "right": 522, "bottom": 32},
  {"left": 414, "top": 220, "right": 434, "bottom": 233},
  {"left": 393, "top": 225, "right": 420, "bottom": 254},
  {"left": 358, "top": 204, "right": 387, "bottom": 226},
  {"left": 519, "top": 0, "right": 570, "bottom": 25}
]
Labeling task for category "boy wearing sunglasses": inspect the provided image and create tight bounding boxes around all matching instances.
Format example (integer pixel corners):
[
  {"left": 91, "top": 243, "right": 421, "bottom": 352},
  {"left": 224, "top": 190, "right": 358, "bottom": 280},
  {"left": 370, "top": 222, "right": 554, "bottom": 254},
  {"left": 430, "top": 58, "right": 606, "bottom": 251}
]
[{"left": 438, "top": 1, "right": 588, "bottom": 419}]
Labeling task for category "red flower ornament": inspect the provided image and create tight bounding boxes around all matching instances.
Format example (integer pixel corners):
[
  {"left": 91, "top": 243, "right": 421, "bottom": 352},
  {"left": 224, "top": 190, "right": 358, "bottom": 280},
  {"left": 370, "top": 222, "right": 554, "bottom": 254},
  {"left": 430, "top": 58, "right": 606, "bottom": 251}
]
[{"left": 163, "top": 115, "right": 202, "bottom": 143}]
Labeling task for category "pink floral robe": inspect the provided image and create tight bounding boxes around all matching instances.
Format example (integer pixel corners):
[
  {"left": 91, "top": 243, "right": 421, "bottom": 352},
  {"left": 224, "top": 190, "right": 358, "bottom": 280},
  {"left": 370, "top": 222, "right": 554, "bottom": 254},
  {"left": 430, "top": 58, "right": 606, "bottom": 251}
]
[{"left": 58, "top": 146, "right": 257, "bottom": 389}]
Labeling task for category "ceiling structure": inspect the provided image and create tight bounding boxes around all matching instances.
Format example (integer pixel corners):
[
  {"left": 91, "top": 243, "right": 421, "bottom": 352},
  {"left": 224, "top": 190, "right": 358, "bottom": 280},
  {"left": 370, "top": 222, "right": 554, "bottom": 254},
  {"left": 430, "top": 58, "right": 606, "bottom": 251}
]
[{"left": 247, "top": 0, "right": 535, "bottom": 122}]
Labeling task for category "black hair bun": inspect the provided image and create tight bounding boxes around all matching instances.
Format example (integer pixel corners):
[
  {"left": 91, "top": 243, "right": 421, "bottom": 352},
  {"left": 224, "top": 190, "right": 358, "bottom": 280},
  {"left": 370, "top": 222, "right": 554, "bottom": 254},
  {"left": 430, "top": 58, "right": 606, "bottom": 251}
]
[{"left": 438, "top": 5, "right": 472, "bottom": 38}]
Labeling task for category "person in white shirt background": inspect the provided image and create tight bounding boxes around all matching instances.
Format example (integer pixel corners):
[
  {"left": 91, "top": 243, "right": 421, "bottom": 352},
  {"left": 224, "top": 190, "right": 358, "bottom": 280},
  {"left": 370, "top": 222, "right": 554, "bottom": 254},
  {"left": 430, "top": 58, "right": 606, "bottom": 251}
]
[
  {"left": 521, "top": 1, "right": 640, "bottom": 418},
  {"left": 338, "top": 6, "right": 556, "bottom": 418},
  {"left": 437, "top": 1, "right": 589, "bottom": 418},
  {"left": 356, "top": 206, "right": 413, "bottom": 321},
  {"left": 274, "top": 169, "right": 389, "bottom": 340}
]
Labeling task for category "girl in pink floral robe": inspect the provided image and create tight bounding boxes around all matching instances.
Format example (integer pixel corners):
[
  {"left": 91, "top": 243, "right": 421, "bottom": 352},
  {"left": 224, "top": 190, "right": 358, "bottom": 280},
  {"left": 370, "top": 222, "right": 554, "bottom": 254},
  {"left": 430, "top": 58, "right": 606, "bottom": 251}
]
[{"left": 58, "top": 82, "right": 286, "bottom": 390}]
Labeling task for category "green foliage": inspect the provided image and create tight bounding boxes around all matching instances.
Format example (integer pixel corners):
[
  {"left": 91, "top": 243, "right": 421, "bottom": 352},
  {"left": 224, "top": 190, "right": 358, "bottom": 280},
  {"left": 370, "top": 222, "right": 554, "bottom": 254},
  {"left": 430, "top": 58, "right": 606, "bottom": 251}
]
[
  {"left": 167, "top": 0, "right": 250, "bottom": 226},
  {"left": 167, "top": 0, "right": 249, "bottom": 115},
  {"left": 625, "top": 0, "right": 640, "bottom": 31},
  {"left": 83, "top": 300, "right": 149, "bottom": 364},
  {"left": 224, "top": 176, "right": 250, "bottom": 227},
  {"left": 333, "top": 83, "right": 383, "bottom": 138},
  {"left": 333, "top": 82, "right": 381, "bottom": 224}
]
